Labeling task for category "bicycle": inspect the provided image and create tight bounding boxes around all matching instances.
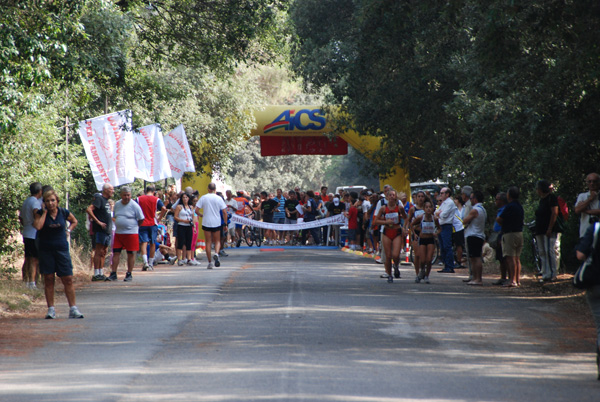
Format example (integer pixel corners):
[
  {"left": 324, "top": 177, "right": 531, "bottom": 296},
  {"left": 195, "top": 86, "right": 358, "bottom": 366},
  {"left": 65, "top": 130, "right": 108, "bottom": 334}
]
[
  {"left": 243, "top": 224, "right": 262, "bottom": 247},
  {"left": 525, "top": 220, "right": 543, "bottom": 277}
]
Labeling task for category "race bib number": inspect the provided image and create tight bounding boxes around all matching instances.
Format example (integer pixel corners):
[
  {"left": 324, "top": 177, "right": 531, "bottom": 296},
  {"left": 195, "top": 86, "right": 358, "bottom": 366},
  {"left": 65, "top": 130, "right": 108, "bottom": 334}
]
[{"left": 385, "top": 212, "right": 399, "bottom": 224}]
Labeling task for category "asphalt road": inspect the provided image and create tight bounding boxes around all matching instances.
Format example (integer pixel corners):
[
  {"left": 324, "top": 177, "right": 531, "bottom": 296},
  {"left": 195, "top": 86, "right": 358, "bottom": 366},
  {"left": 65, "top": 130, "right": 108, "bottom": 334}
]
[{"left": 1, "top": 247, "right": 599, "bottom": 401}]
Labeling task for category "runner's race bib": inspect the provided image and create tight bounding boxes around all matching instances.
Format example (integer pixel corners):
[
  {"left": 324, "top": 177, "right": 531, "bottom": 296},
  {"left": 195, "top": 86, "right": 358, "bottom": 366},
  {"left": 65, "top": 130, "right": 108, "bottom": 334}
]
[{"left": 385, "top": 212, "right": 399, "bottom": 224}]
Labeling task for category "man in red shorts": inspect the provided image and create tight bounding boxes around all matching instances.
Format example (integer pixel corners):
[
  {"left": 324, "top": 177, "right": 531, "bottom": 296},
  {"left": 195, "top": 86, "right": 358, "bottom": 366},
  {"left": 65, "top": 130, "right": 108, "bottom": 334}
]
[{"left": 106, "top": 186, "right": 144, "bottom": 282}]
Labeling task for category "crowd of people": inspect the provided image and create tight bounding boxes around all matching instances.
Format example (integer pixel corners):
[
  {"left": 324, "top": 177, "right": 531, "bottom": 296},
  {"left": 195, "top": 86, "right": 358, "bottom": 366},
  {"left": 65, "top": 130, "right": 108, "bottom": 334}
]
[{"left": 17, "top": 173, "right": 600, "bottom": 377}]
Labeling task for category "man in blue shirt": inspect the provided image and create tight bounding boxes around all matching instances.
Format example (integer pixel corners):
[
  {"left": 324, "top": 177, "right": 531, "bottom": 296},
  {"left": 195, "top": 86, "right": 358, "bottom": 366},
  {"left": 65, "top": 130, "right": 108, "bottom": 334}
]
[{"left": 273, "top": 188, "right": 287, "bottom": 244}]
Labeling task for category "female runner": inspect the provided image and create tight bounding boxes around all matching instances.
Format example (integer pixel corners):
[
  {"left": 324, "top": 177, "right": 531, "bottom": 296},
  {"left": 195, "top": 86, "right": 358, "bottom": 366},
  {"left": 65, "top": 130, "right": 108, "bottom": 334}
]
[
  {"left": 411, "top": 199, "right": 440, "bottom": 284},
  {"left": 405, "top": 191, "right": 426, "bottom": 280},
  {"left": 374, "top": 190, "right": 407, "bottom": 283}
]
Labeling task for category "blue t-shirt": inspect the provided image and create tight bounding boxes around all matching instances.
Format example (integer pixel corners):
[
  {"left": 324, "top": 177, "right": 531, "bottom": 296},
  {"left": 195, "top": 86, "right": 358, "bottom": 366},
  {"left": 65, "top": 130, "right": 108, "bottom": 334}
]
[{"left": 494, "top": 206, "right": 505, "bottom": 233}]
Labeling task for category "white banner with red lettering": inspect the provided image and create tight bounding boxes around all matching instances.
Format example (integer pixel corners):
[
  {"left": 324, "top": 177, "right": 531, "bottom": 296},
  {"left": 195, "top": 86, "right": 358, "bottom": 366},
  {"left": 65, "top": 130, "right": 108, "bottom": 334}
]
[
  {"left": 231, "top": 213, "right": 345, "bottom": 231},
  {"left": 164, "top": 124, "right": 195, "bottom": 179},
  {"left": 78, "top": 110, "right": 135, "bottom": 191},
  {"left": 133, "top": 123, "right": 172, "bottom": 182}
]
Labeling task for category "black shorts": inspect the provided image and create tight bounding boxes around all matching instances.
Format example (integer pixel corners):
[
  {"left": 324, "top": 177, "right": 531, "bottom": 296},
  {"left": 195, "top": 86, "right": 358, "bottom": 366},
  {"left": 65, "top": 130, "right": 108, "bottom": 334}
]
[
  {"left": 495, "top": 233, "right": 504, "bottom": 261},
  {"left": 38, "top": 246, "right": 73, "bottom": 277},
  {"left": 202, "top": 225, "right": 222, "bottom": 232},
  {"left": 176, "top": 224, "right": 193, "bottom": 250},
  {"left": 419, "top": 237, "right": 435, "bottom": 246},
  {"left": 467, "top": 236, "right": 484, "bottom": 258},
  {"left": 452, "top": 229, "right": 465, "bottom": 247},
  {"left": 24, "top": 238, "right": 38, "bottom": 258},
  {"left": 262, "top": 214, "right": 273, "bottom": 223}
]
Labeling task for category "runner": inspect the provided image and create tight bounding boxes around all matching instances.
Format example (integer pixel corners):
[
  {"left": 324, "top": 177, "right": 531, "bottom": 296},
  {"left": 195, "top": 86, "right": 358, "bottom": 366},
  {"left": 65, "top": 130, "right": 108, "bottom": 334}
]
[
  {"left": 411, "top": 199, "right": 440, "bottom": 283},
  {"left": 195, "top": 183, "right": 227, "bottom": 269},
  {"left": 373, "top": 190, "right": 407, "bottom": 283}
]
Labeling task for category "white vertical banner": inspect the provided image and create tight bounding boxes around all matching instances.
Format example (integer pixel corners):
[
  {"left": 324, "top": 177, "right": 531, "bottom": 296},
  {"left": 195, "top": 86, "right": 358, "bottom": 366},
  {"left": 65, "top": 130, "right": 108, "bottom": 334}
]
[
  {"left": 164, "top": 124, "right": 195, "bottom": 179},
  {"left": 78, "top": 110, "right": 135, "bottom": 191},
  {"left": 133, "top": 123, "right": 172, "bottom": 182}
]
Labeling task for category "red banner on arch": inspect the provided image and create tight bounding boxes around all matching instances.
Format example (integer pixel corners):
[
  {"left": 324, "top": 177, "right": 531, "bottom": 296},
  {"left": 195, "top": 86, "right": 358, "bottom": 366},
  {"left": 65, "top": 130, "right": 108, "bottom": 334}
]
[{"left": 260, "top": 136, "right": 348, "bottom": 156}]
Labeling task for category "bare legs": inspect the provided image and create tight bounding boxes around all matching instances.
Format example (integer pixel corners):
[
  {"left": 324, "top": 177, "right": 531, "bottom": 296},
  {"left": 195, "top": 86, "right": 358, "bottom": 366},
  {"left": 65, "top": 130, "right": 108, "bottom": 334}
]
[{"left": 44, "top": 274, "right": 76, "bottom": 308}]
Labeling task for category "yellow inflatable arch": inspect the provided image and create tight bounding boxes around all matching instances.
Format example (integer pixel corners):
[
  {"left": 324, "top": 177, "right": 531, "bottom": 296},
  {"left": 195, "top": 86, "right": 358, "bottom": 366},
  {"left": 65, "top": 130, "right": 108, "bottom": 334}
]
[{"left": 184, "top": 105, "right": 410, "bottom": 196}]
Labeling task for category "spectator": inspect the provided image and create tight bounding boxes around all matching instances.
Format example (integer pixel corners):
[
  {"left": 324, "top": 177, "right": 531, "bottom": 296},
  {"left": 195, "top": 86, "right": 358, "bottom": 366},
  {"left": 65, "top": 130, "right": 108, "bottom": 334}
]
[
  {"left": 452, "top": 197, "right": 466, "bottom": 270},
  {"left": 224, "top": 190, "right": 238, "bottom": 247},
  {"left": 301, "top": 190, "right": 321, "bottom": 246},
  {"left": 260, "top": 191, "right": 279, "bottom": 245},
  {"left": 284, "top": 190, "right": 300, "bottom": 244},
  {"left": 462, "top": 190, "right": 487, "bottom": 285},
  {"left": 106, "top": 186, "right": 144, "bottom": 282},
  {"left": 34, "top": 190, "right": 83, "bottom": 319},
  {"left": 86, "top": 183, "right": 114, "bottom": 281},
  {"left": 174, "top": 192, "right": 200, "bottom": 266},
  {"left": 492, "top": 192, "right": 509, "bottom": 286},
  {"left": 195, "top": 183, "right": 227, "bottom": 269},
  {"left": 534, "top": 180, "right": 560, "bottom": 282},
  {"left": 327, "top": 194, "right": 345, "bottom": 246},
  {"left": 345, "top": 192, "right": 360, "bottom": 250},
  {"left": 575, "top": 222, "right": 600, "bottom": 381},
  {"left": 137, "top": 185, "right": 168, "bottom": 271},
  {"left": 273, "top": 188, "right": 287, "bottom": 244},
  {"left": 576, "top": 173, "right": 600, "bottom": 239},
  {"left": 460, "top": 186, "right": 473, "bottom": 280},
  {"left": 435, "top": 187, "right": 457, "bottom": 273},
  {"left": 497, "top": 186, "right": 524, "bottom": 287},
  {"left": 405, "top": 191, "right": 426, "bottom": 280},
  {"left": 233, "top": 191, "right": 251, "bottom": 247},
  {"left": 20, "top": 182, "right": 43, "bottom": 289}
]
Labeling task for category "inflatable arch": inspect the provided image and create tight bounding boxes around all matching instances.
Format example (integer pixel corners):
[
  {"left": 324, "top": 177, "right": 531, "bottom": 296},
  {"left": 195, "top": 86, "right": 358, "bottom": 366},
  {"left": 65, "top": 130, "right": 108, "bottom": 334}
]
[{"left": 184, "top": 106, "right": 410, "bottom": 197}]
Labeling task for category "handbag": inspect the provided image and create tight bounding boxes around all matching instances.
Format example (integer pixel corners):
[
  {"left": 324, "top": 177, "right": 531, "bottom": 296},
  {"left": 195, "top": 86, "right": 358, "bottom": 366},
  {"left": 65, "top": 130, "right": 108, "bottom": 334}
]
[
  {"left": 488, "top": 231, "right": 500, "bottom": 249},
  {"left": 573, "top": 223, "right": 600, "bottom": 289}
]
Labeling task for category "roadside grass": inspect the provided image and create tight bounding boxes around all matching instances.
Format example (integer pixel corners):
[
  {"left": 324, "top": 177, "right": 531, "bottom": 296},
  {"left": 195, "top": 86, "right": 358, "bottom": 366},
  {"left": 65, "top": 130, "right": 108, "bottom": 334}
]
[{"left": 0, "top": 241, "right": 92, "bottom": 317}]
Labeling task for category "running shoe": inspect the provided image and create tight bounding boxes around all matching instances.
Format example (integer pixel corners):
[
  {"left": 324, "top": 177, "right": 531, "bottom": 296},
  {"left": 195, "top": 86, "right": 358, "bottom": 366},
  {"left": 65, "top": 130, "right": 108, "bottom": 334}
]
[
  {"left": 387, "top": 275, "right": 393, "bottom": 283},
  {"left": 415, "top": 276, "right": 421, "bottom": 283},
  {"left": 45, "top": 308, "right": 56, "bottom": 319},
  {"left": 142, "top": 262, "right": 150, "bottom": 271},
  {"left": 187, "top": 259, "right": 200, "bottom": 266},
  {"left": 124, "top": 272, "right": 133, "bottom": 282},
  {"left": 214, "top": 254, "right": 220, "bottom": 267},
  {"left": 236, "top": 239, "right": 242, "bottom": 248},
  {"left": 207, "top": 262, "right": 214, "bottom": 270},
  {"left": 168, "top": 257, "right": 177, "bottom": 265},
  {"left": 424, "top": 276, "right": 430, "bottom": 284},
  {"left": 219, "top": 250, "right": 228, "bottom": 257},
  {"left": 177, "top": 259, "right": 186, "bottom": 266},
  {"left": 68, "top": 307, "right": 84, "bottom": 319},
  {"left": 393, "top": 265, "right": 400, "bottom": 278},
  {"left": 105, "top": 272, "right": 118, "bottom": 282},
  {"left": 91, "top": 274, "right": 106, "bottom": 282}
]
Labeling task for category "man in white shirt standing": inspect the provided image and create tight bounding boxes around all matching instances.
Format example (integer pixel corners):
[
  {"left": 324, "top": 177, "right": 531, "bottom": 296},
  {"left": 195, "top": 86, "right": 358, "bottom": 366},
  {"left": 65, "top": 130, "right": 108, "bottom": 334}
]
[
  {"left": 575, "top": 172, "right": 600, "bottom": 239},
  {"left": 196, "top": 183, "right": 227, "bottom": 270},
  {"left": 435, "top": 187, "right": 457, "bottom": 273},
  {"left": 20, "top": 182, "right": 43, "bottom": 289}
]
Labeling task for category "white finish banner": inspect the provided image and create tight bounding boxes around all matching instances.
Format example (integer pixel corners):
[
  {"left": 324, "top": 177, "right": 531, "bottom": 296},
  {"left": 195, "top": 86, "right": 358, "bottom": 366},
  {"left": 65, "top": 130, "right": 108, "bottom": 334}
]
[
  {"left": 78, "top": 110, "right": 135, "bottom": 191},
  {"left": 133, "top": 123, "right": 172, "bottom": 182},
  {"left": 164, "top": 124, "right": 195, "bottom": 179},
  {"left": 231, "top": 214, "right": 345, "bottom": 232}
]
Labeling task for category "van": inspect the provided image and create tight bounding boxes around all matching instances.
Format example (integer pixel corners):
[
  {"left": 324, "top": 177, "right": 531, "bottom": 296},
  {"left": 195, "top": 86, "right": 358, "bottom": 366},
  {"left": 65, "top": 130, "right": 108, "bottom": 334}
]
[
  {"left": 335, "top": 185, "right": 367, "bottom": 195},
  {"left": 409, "top": 180, "right": 448, "bottom": 196}
]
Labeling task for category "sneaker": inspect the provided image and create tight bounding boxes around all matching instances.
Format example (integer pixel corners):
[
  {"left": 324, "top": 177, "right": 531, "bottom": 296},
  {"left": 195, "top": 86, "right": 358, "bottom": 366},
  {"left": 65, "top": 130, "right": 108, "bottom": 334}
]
[
  {"left": 45, "top": 308, "right": 56, "bottom": 319},
  {"left": 438, "top": 268, "right": 455, "bottom": 273},
  {"left": 168, "top": 257, "right": 177, "bottom": 265},
  {"left": 424, "top": 276, "right": 430, "bottom": 284},
  {"left": 418, "top": 270, "right": 426, "bottom": 280},
  {"left": 207, "top": 262, "right": 214, "bottom": 270},
  {"left": 142, "top": 262, "right": 150, "bottom": 271},
  {"left": 177, "top": 259, "right": 186, "bottom": 266},
  {"left": 28, "top": 282, "right": 38, "bottom": 290},
  {"left": 105, "top": 272, "right": 118, "bottom": 282},
  {"left": 219, "top": 250, "right": 228, "bottom": 257},
  {"left": 91, "top": 274, "right": 106, "bottom": 282},
  {"left": 415, "top": 276, "right": 421, "bottom": 283},
  {"left": 187, "top": 259, "right": 200, "bottom": 266},
  {"left": 69, "top": 307, "right": 84, "bottom": 319},
  {"left": 147, "top": 264, "right": 154, "bottom": 271},
  {"left": 124, "top": 272, "right": 132, "bottom": 282},
  {"left": 387, "top": 275, "right": 393, "bottom": 283},
  {"left": 236, "top": 239, "right": 242, "bottom": 248},
  {"left": 492, "top": 279, "right": 507, "bottom": 286},
  {"left": 214, "top": 254, "right": 220, "bottom": 267},
  {"left": 393, "top": 265, "right": 400, "bottom": 278}
]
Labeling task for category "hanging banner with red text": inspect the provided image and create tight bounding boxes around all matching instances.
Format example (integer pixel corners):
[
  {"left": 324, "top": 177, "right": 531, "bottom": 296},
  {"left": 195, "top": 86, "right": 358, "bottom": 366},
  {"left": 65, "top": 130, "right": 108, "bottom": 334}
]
[
  {"left": 260, "top": 136, "right": 347, "bottom": 156},
  {"left": 133, "top": 123, "right": 172, "bottom": 182},
  {"left": 78, "top": 110, "right": 135, "bottom": 191},
  {"left": 164, "top": 124, "right": 196, "bottom": 179}
]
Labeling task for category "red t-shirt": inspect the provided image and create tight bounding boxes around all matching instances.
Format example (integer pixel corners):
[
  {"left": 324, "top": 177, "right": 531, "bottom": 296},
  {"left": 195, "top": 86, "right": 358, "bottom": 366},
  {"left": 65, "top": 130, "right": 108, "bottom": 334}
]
[
  {"left": 348, "top": 206, "right": 358, "bottom": 229},
  {"left": 138, "top": 195, "right": 160, "bottom": 227}
]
